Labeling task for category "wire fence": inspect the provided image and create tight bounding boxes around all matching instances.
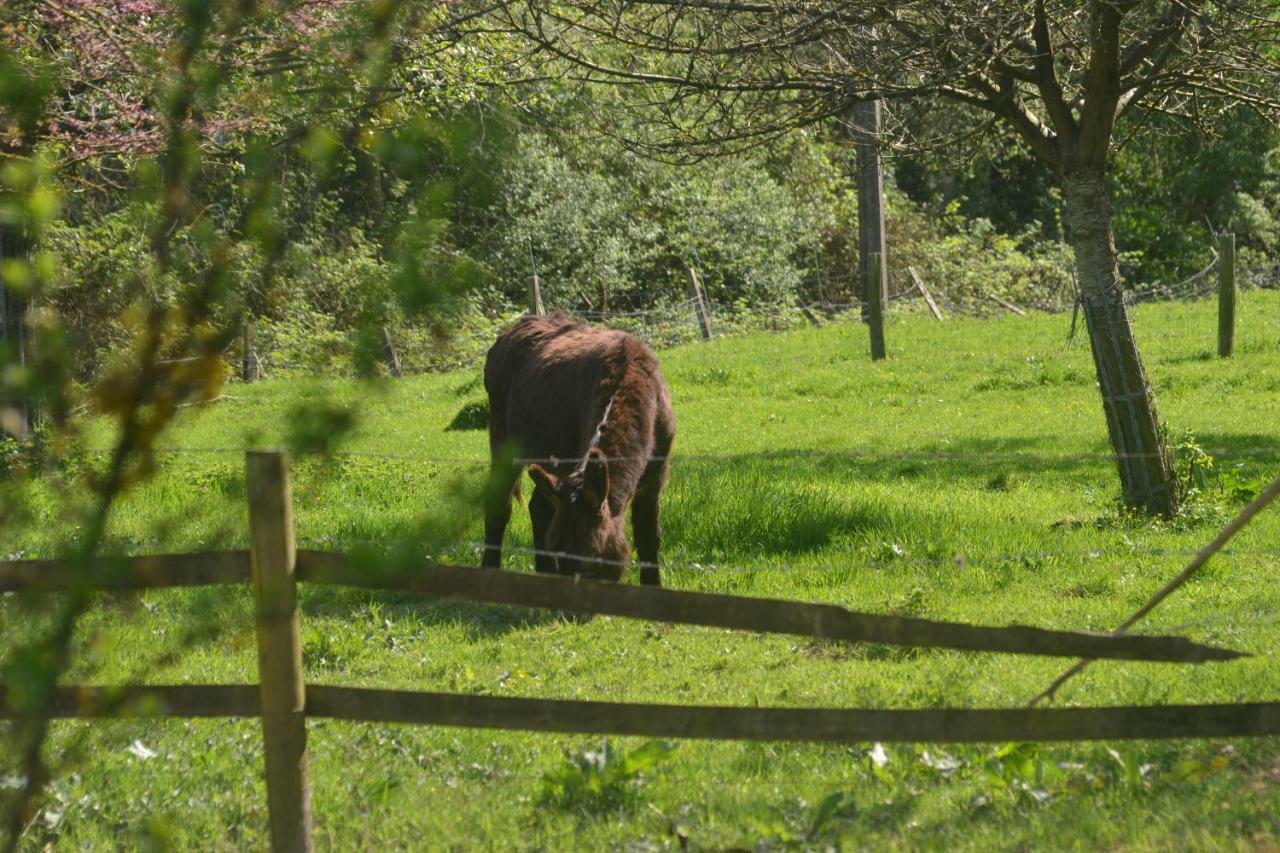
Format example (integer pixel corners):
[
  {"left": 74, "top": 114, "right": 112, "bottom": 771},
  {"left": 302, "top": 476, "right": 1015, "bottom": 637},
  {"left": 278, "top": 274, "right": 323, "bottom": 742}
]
[
  {"left": 29, "top": 443, "right": 1280, "bottom": 577},
  {"left": 232, "top": 251, "right": 1279, "bottom": 380},
  {"left": 71, "top": 443, "right": 1280, "bottom": 464},
  {"left": 281, "top": 537, "right": 1280, "bottom": 576}
]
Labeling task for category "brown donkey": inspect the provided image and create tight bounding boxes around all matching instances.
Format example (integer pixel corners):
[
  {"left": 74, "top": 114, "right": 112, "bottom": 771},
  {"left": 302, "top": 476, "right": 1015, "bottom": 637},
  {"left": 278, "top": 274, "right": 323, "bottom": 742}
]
[{"left": 481, "top": 313, "right": 675, "bottom": 586}]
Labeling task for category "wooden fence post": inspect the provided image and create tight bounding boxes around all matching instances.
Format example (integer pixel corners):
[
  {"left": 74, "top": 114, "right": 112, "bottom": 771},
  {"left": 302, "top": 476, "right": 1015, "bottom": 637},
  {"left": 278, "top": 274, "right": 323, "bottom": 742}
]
[
  {"left": 796, "top": 298, "right": 822, "bottom": 327},
  {"left": 852, "top": 99, "right": 888, "bottom": 325},
  {"left": 242, "top": 321, "right": 260, "bottom": 383},
  {"left": 528, "top": 275, "right": 545, "bottom": 316},
  {"left": 381, "top": 326, "right": 402, "bottom": 378},
  {"left": 685, "top": 264, "right": 713, "bottom": 340},
  {"left": 908, "top": 266, "right": 945, "bottom": 321},
  {"left": 989, "top": 294, "right": 1027, "bottom": 316},
  {"left": 246, "top": 450, "right": 314, "bottom": 853},
  {"left": 1218, "top": 232, "right": 1235, "bottom": 358},
  {"left": 1, "top": 225, "right": 32, "bottom": 438},
  {"left": 526, "top": 237, "right": 546, "bottom": 316},
  {"left": 865, "top": 252, "right": 886, "bottom": 360}
]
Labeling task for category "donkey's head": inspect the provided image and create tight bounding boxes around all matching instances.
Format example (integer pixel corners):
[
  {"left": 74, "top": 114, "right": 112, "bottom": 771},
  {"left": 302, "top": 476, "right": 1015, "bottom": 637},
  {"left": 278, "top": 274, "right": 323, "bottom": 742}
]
[{"left": 527, "top": 447, "right": 629, "bottom": 580}]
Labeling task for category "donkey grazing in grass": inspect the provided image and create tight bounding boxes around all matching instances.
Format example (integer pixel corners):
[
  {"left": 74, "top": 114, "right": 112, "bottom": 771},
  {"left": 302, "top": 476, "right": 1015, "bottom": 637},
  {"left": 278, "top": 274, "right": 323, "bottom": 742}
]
[{"left": 482, "top": 312, "right": 675, "bottom": 586}]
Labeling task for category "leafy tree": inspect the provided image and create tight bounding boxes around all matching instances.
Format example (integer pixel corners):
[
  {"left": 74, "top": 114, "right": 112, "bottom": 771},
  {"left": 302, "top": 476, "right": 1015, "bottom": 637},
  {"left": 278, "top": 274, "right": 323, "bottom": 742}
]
[
  {"left": 0, "top": 1, "right": 517, "bottom": 843},
  {"left": 497, "top": 0, "right": 1280, "bottom": 515}
]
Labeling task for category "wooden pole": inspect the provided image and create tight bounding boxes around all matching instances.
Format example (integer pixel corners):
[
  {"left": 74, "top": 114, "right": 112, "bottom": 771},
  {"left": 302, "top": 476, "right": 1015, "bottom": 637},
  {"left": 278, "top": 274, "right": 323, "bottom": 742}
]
[
  {"left": 686, "top": 264, "right": 713, "bottom": 340},
  {"left": 246, "top": 450, "right": 314, "bottom": 853},
  {"left": 796, "top": 298, "right": 822, "bottom": 327},
  {"left": 852, "top": 99, "right": 888, "bottom": 324},
  {"left": 908, "top": 266, "right": 945, "bottom": 321},
  {"left": 525, "top": 237, "right": 545, "bottom": 315},
  {"left": 990, "top": 294, "right": 1027, "bottom": 316},
  {"left": 528, "top": 274, "right": 545, "bottom": 315},
  {"left": 242, "top": 321, "right": 260, "bottom": 383},
  {"left": 381, "top": 326, "right": 402, "bottom": 378},
  {"left": 1218, "top": 232, "right": 1236, "bottom": 358},
  {"left": 865, "top": 252, "right": 886, "bottom": 360},
  {"left": 0, "top": 225, "right": 32, "bottom": 437}
]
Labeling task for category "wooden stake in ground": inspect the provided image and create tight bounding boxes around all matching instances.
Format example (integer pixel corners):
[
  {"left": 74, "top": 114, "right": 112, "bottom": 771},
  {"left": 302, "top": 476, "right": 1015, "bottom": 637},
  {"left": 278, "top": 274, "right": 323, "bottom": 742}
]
[
  {"left": 1218, "top": 232, "right": 1236, "bottom": 358},
  {"left": 686, "top": 264, "right": 713, "bottom": 340},
  {"left": 1, "top": 225, "right": 33, "bottom": 437},
  {"left": 865, "top": 252, "right": 886, "bottom": 360},
  {"left": 242, "top": 321, "right": 260, "bottom": 383},
  {"left": 381, "top": 326, "right": 402, "bottom": 378},
  {"left": 528, "top": 274, "right": 545, "bottom": 315},
  {"left": 852, "top": 99, "right": 888, "bottom": 329},
  {"left": 908, "top": 267, "right": 944, "bottom": 321},
  {"left": 246, "top": 450, "right": 314, "bottom": 853},
  {"left": 1029, "top": 475, "right": 1280, "bottom": 707},
  {"left": 526, "top": 237, "right": 546, "bottom": 315},
  {"left": 797, "top": 299, "right": 822, "bottom": 327},
  {"left": 989, "top": 294, "right": 1027, "bottom": 316}
]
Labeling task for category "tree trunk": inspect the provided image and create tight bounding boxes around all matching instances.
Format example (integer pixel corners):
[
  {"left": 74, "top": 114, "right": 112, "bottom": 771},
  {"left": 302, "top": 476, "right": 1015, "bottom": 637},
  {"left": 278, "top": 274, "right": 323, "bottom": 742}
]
[{"left": 1062, "top": 170, "right": 1178, "bottom": 516}]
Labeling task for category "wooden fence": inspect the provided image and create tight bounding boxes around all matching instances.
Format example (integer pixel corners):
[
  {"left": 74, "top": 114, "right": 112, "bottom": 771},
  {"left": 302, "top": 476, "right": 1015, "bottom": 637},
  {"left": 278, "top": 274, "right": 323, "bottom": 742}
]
[{"left": 2, "top": 450, "right": 1277, "bottom": 852}]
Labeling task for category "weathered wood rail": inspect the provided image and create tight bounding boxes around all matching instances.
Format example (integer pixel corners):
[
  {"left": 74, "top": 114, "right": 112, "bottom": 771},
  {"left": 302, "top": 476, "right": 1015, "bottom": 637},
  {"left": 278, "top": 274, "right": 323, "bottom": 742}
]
[
  {"left": 6, "top": 685, "right": 1280, "bottom": 744},
  {"left": 0, "top": 450, "right": 1271, "bottom": 852},
  {"left": 0, "top": 551, "right": 1242, "bottom": 663}
]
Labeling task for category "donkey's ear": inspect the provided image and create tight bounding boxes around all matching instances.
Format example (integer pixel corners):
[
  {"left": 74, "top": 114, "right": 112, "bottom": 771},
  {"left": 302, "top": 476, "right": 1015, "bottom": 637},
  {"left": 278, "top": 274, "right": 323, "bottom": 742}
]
[
  {"left": 528, "top": 465, "right": 561, "bottom": 504},
  {"left": 582, "top": 448, "right": 610, "bottom": 509}
]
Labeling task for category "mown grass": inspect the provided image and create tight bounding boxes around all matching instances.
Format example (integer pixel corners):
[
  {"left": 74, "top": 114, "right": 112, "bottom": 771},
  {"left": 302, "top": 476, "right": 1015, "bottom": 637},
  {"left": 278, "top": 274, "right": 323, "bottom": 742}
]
[{"left": 4, "top": 293, "right": 1280, "bottom": 850}]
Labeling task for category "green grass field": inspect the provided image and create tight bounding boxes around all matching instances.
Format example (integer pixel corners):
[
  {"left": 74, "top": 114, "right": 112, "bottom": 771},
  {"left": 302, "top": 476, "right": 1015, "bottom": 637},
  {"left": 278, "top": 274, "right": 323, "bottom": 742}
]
[{"left": 4, "top": 293, "right": 1280, "bottom": 850}]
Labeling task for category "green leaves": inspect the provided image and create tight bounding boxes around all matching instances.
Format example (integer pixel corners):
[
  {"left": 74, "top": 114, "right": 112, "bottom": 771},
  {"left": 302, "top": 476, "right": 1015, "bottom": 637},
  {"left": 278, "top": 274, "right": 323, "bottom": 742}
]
[
  {"left": 538, "top": 739, "right": 677, "bottom": 815},
  {"left": 284, "top": 398, "right": 357, "bottom": 457}
]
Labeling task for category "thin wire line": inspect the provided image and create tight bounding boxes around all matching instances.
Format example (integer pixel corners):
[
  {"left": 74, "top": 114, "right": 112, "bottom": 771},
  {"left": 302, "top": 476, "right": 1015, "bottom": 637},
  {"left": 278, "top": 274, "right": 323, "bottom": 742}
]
[
  {"left": 89, "top": 446, "right": 1280, "bottom": 464},
  {"left": 287, "top": 535, "right": 1280, "bottom": 578}
]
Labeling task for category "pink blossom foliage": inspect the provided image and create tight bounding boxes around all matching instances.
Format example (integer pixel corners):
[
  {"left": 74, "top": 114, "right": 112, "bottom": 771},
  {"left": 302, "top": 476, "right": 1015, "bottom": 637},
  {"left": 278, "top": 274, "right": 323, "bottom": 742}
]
[{"left": 6, "top": 0, "right": 365, "bottom": 159}]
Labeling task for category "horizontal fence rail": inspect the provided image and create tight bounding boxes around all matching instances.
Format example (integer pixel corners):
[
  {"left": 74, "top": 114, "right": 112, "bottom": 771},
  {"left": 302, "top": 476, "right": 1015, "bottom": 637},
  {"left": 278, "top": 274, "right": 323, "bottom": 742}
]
[
  {"left": 5, "top": 449, "right": 1275, "bottom": 852},
  {"left": 0, "top": 550, "right": 1245, "bottom": 663},
  {"left": 293, "top": 551, "right": 1242, "bottom": 664},
  {"left": 6, "top": 685, "right": 1280, "bottom": 744},
  {"left": 0, "top": 551, "right": 250, "bottom": 593},
  {"left": 309, "top": 689, "right": 1280, "bottom": 743},
  {"left": 0, "top": 685, "right": 258, "bottom": 719}
]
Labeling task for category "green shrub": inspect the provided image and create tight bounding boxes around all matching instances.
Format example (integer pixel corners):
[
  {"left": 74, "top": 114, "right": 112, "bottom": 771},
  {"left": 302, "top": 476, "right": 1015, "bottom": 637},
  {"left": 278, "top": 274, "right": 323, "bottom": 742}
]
[{"left": 538, "top": 740, "right": 677, "bottom": 815}]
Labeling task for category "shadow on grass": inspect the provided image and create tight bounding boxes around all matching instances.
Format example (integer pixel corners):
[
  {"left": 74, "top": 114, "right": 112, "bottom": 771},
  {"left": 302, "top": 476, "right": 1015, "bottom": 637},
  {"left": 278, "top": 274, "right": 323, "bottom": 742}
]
[
  {"left": 112, "top": 433, "right": 1280, "bottom": 645},
  {"left": 446, "top": 400, "right": 488, "bottom": 431},
  {"left": 1174, "top": 431, "right": 1280, "bottom": 459},
  {"left": 664, "top": 436, "right": 1119, "bottom": 504},
  {"left": 296, "top": 574, "right": 566, "bottom": 641}
]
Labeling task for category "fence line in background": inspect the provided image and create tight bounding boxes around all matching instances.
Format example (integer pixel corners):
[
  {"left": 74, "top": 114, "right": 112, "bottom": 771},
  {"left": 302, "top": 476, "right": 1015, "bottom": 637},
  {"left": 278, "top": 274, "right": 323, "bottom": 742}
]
[{"left": 228, "top": 243, "right": 1277, "bottom": 381}]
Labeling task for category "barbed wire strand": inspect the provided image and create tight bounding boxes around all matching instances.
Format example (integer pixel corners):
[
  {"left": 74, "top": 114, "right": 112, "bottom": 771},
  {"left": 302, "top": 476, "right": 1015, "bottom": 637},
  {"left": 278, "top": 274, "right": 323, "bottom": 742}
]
[
  {"left": 284, "top": 534, "right": 1280, "bottom": 579},
  {"left": 69, "top": 444, "right": 1280, "bottom": 464}
]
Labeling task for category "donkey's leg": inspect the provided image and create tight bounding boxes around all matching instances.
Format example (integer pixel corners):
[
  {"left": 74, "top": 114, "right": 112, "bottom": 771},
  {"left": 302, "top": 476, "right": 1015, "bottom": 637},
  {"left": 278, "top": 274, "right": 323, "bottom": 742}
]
[
  {"left": 482, "top": 401, "right": 519, "bottom": 568},
  {"left": 481, "top": 461, "right": 520, "bottom": 569},
  {"left": 632, "top": 417, "right": 674, "bottom": 587},
  {"left": 529, "top": 488, "right": 559, "bottom": 575}
]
